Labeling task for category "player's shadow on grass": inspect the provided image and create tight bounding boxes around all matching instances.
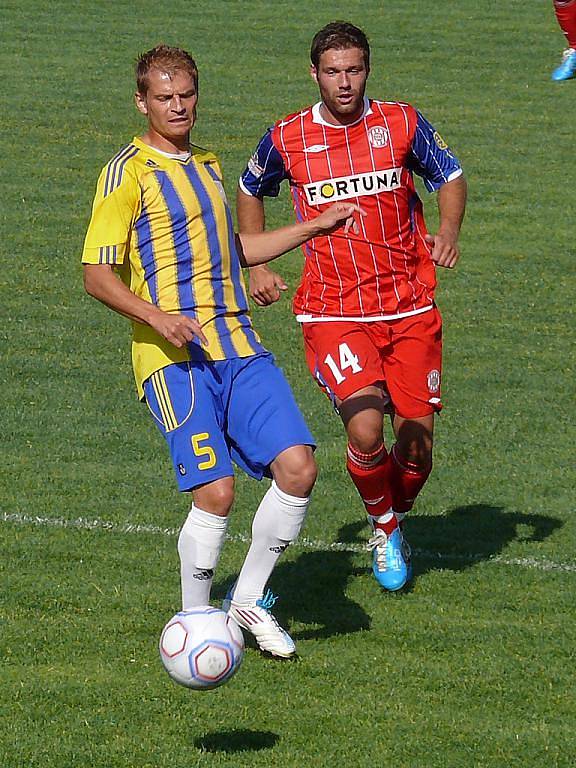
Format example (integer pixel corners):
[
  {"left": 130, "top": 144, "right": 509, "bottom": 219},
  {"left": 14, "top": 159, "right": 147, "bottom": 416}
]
[
  {"left": 194, "top": 729, "right": 279, "bottom": 753},
  {"left": 271, "top": 505, "right": 562, "bottom": 627},
  {"left": 268, "top": 520, "right": 372, "bottom": 641},
  {"left": 406, "top": 503, "right": 563, "bottom": 580},
  {"left": 213, "top": 520, "right": 371, "bottom": 642},
  {"left": 213, "top": 506, "right": 561, "bottom": 643}
]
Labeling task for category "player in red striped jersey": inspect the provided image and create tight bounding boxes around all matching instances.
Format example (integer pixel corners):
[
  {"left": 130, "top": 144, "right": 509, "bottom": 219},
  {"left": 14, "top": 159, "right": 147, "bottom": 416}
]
[{"left": 237, "top": 22, "right": 467, "bottom": 591}]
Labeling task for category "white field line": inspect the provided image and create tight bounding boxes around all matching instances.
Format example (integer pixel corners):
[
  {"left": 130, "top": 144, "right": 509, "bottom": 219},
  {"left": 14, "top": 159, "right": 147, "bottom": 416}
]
[{"left": 2, "top": 511, "right": 575, "bottom": 574}]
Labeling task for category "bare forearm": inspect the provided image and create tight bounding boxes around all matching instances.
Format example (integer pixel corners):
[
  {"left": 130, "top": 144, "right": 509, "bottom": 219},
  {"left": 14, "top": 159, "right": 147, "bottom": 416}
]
[
  {"left": 236, "top": 218, "right": 321, "bottom": 267},
  {"left": 236, "top": 187, "right": 320, "bottom": 266},
  {"left": 437, "top": 175, "right": 467, "bottom": 237},
  {"left": 236, "top": 198, "right": 364, "bottom": 266},
  {"left": 237, "top": 186, "right": 313, "bottom": 266},
  {"left": 426, "top": 176, "right": 467, "bottom": 268},
  {"left": 237, "top": 189, "right": 289, "bottom": 305},
  {"left": 83, "top": 264, "right": 207, "bottom": 348},
  {"left": 83, "top": 264, "right": 161, "bottom": 324},
  {"left": 236, "top": 188, "right": 265, "bottom": 233}
]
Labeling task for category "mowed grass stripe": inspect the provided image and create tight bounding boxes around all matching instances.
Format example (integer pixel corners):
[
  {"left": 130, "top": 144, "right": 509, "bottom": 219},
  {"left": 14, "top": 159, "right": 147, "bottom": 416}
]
[{"left": 2, "top": 511, "right": 575, "bottom": 573}]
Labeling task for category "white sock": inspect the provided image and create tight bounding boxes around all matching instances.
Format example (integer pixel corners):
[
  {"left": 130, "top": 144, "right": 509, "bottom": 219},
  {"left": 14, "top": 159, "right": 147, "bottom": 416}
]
[
  {"left": 178, "top": 504, "right": 228, "bottom": 609},
  {"left": 232, "top": 481, "right": 309, "bottom": 606}
]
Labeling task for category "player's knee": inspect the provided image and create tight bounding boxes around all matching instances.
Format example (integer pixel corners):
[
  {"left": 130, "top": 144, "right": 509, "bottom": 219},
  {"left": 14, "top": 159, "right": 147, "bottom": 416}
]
[
  {"left": 345, "top": 411, "right": 384, "bottom": 454},
  {"left": 271, "top": 445, "right": 317, "bottom": 497},
  {"left": 348, "top": 434, "right": 384, "bottom": 455},
  {"left": 347, "top": 420, "right": 384, "bottom": 455},
  {"left": 193, "top": 477, "right": 235, "bottom": 517}
]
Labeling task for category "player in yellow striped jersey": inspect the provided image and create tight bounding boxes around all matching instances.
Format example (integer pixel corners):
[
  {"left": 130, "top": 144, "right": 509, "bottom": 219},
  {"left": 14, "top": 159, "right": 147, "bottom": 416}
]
[{"left": 82, "top": 45, "right": 362, "bottom": 658}]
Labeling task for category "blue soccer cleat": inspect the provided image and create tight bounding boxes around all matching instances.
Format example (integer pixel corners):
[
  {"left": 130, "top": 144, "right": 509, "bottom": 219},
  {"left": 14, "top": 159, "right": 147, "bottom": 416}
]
[
  {"left": 552, "top": 48, "right": 576, "bottom": 81},
  {"left": 367, "top": 526, "right": 412, "bottom": 591}
]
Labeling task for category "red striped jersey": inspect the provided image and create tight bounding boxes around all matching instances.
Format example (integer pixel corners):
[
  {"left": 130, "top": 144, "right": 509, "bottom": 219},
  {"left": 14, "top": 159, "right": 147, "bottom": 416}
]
[{"left": 239, "top": 98, "right": 462, "bottom": 320}]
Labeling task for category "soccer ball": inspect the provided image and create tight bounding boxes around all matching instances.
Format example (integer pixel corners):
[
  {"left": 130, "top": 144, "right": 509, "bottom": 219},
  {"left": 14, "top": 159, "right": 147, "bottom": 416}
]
[{"left": 159, "top": 606, "right": 244, "bottom": 690}]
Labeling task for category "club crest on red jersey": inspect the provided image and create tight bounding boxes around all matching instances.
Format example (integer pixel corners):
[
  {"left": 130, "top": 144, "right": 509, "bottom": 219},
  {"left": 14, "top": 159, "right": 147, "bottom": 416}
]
[
  {"left": 368, "top": 126, "right": 389, "bottom": 148},
  {"left": 427, "top": 369, "right": 441, "bottom": 393}
]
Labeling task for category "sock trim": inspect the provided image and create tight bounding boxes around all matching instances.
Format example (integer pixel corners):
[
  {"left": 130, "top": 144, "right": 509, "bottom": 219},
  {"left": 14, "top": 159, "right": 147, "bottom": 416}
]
[
  {"left": 189, "top": 504, "right": 229, "bottom": 529},
  {"left": 347, "top": 442, "right": 386, "bottom": 469},
  {"left": 271, "top": 480, "right": 309, "bottom": 507}
]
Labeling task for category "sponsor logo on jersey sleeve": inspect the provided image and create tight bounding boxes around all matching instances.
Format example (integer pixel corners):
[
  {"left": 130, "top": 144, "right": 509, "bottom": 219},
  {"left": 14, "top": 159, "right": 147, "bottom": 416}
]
[
  {"left": 303, "top": 168, "right": 402, "bottom": 205},
  {"left": 247, "top": 152, "right": 264, "bottom": 178},
  {"left": 368, "top": 126, "right": 389, "bottom": 148},
  {"left": 433, "top": 132, "right": 448, "bottom": 150}
]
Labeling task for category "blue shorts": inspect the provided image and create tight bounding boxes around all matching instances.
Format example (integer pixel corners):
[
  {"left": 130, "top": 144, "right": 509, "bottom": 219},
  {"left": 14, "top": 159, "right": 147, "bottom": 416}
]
[{"left": 143, "top": 354, "right": 316, "bottom": 491}]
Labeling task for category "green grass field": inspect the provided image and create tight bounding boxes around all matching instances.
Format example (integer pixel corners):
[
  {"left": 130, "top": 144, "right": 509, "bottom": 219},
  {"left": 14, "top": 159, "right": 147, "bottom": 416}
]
[{"left": 1, "top": 1, "right": 574, "bottom": 766}]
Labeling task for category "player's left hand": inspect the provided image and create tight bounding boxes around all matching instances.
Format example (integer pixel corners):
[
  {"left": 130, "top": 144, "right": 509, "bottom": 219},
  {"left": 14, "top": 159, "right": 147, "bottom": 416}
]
[
  {"left": 315, "top": 203, "right": 366, "bottom": 236},
  {"left": 425, "top": 231, "right": 460, "bottom": 269},
  {"left": 249, "top": 265, "right": 288, "bottom": 306}
]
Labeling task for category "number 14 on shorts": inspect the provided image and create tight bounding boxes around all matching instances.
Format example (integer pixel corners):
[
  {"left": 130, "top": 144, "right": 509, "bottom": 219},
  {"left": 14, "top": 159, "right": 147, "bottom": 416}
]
[{"left": 324, "top": 343, "right": 363, "bottom": 384}]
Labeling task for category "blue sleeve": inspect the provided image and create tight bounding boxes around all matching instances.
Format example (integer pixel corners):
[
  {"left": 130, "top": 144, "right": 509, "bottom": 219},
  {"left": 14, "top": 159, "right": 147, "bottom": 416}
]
[
  {"left": 407, "top": 111, "right": 463, "bottom": 192},
  {"left": 238, "top": 129, "right": 288, "bottom": 198}
]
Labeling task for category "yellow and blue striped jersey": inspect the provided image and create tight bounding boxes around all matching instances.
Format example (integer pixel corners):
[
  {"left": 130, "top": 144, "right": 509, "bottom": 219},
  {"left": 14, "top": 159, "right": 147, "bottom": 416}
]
[{"left": 82, "top": 137, "right": 265, "bottom": 398}]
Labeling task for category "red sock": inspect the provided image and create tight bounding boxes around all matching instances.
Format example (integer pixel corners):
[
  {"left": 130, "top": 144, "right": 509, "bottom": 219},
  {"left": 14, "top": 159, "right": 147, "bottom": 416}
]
[
  {"left": 346, "top": 443, "right": 396, "bottom": 534},
  {"left": 388, "top": 444, "right": 431, "bottom": 514},
  {"left": 555, "top": 0, "right": 576, "bottom": 48}
]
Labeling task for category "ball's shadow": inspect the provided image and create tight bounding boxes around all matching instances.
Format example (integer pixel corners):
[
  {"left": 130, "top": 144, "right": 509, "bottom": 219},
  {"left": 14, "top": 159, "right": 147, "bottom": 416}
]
[{"left": 194, "top": 729, "right": 279, "bottom": 753}]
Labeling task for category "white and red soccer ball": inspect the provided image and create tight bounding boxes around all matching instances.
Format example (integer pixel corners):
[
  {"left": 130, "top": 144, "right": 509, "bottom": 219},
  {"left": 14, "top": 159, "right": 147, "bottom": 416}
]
[{"left": 159, "top": 606, "right": 244, "bottom": 690}]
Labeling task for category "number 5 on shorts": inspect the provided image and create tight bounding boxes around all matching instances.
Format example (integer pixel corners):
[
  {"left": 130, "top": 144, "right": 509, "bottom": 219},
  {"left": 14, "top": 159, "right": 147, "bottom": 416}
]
[
  {"left": 324, "top": 343, "right": 363, "bottom": 384},
  {"left": 191, "top": 432, "right": 216, "bottom": 470}
]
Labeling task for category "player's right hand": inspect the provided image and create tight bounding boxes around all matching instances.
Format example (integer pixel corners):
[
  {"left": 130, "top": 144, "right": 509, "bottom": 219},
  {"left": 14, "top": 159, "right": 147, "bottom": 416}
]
[
  {"left": 150, "top": 310, "right": 208, "bottom": 348},
  {"left": 249, "top": 265, "right": 288, "bottom": 306}
]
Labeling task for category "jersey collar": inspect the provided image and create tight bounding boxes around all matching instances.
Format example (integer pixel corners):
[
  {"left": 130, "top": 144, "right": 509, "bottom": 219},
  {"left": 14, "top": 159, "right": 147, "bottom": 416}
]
[
  {"left": 311, "top": 97, "right": 372, "bottom": 128},
  {"left": 133, "top": 136, "right": 191, "bottom": 163}
]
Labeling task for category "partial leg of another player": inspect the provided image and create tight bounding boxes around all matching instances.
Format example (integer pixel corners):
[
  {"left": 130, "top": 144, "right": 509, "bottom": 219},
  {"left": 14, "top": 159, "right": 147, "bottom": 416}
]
[
  {"left": 552, "top": 0, "right": 576, "bottom": 80},
  {"left": 341, "top": 388, "right": 434, "bottom": 591},
  {"left": 340, "top": 386, "right": 413, "bottom": 591}
]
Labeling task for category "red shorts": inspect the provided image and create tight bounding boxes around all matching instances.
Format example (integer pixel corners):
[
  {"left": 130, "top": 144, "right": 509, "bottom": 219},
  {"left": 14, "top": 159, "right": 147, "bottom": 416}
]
[{"left": 302, "top": 307, "right": 443, "bottom": 418}]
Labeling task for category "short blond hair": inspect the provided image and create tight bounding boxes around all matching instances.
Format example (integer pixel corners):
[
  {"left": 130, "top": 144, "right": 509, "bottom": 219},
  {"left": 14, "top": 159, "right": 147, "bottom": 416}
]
[{"left": 136, "top": 44, "right": 198, "bottom": 94}]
